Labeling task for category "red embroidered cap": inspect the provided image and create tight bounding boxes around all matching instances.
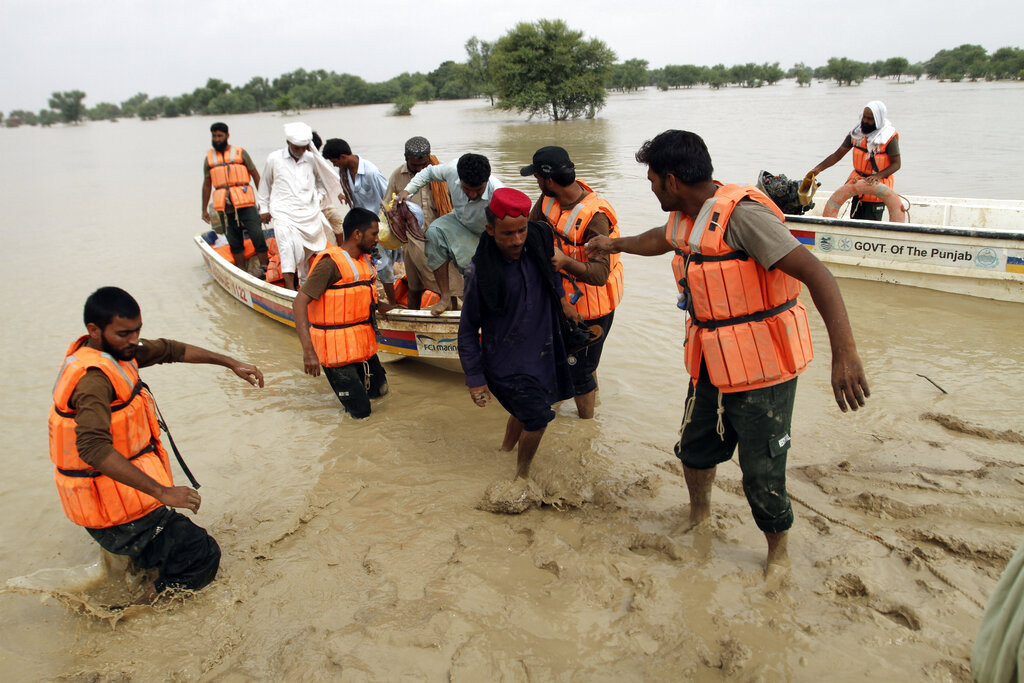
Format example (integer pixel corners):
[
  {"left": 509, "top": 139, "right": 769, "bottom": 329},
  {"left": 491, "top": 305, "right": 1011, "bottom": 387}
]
[{"left": 488, "top": 187, "right": 532, "bottom": 219}]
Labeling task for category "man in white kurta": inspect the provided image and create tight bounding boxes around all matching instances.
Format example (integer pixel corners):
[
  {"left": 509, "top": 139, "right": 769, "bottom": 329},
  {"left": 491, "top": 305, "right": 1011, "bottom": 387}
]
[{"left": 257, "top": 123, "right": 336, "bottom": 289}]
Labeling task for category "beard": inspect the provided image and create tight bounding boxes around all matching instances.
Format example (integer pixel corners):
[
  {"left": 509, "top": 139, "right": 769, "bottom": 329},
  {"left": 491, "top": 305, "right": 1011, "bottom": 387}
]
[
  {"left": 212, "top": 139, "right": 228, "bottom": 152},
  {"left": 101, "top": 336, "right": 137, "bottom": 361}
]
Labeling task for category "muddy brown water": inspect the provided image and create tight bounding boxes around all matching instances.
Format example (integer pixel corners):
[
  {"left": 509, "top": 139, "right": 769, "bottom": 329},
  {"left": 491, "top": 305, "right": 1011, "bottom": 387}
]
[{"left": 2, "top": 80, "right": 1024, "bottom": 680}]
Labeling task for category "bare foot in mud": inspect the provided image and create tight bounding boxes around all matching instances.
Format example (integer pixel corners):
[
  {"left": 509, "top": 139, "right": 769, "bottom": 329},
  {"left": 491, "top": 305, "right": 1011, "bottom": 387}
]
[
  {"left": 674, "top": 507, "right": 712, "bottom": 534},
  {"left": 764, "top": 531, "right": 790, "bottom": 584},
  {"left": 132, "top": 584, "right": 158, "bottom": 605},
  {"left": 477, "top": 478, "right": 542, "bottom": 515}
]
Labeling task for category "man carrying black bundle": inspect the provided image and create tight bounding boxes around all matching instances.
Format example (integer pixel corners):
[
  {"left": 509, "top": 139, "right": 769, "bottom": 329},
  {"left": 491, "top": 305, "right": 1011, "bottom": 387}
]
[{"left": 458, "top": 188, "right": 575, "bottom": 484}]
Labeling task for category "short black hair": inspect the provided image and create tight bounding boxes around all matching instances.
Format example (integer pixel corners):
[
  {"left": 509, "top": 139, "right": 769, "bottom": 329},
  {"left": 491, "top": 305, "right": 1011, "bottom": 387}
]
[
  {"left": 342, "top": 207, "right": 379, "bottom": 241},
  {"left": 484, "top": 207, "right": 497, "bottom": 225},
  {"left": 312, "top": 131, "right": 322, "bottom": 151},
  {"left": 635, "top": 130, "right": 713, "bottom": 184},
  {"left": 322, "top": 138, "right": 352, "bottom": 160},
  {"left": 548, "top": 166, "right": 576, "bottom": 187},
  {"left": 457, "top": 153, "right": 490, "bottom": 187},
  {"left": 84, "top": 287, "right": 140, "bottom": 330},
  {"left": 210, "top": 122, "right": 228, "bottom": 134}
]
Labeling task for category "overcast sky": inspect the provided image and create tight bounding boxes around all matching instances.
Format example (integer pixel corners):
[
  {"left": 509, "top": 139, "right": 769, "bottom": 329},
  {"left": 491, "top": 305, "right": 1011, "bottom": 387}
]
[{"left": 2, "top": 0, "right": 1021, "bottom": 112}]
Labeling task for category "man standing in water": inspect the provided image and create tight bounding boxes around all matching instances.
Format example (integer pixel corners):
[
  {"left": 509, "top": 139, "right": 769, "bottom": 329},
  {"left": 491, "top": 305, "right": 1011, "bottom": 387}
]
[
  {"left": 385, "top": 136, "right": 462, "bottom": 310},
  {"left": 588, "top": 130, "right": 869, "bottom": 575},
  {"left": 257, "top": 122, "right": 335, "bottom": 289},
  {"left": 523, "top": 146, "right": 624, "bottom": 419},
  {"left": 201, "top": 122, "right": 269, "bottom": 276},
  {"left": 49, "top": 287, "right": 264, "bottom": 602},
  {"left": 458, "top": 188, "right": 574, "bottom": 486},
  {"left": 807, "top": 100, "right": 901, "bottom": 221},
  {"left": 293, "top": 208, "right": 390, "bottom": 419},
  {"left": 398, "top": 153, "right": 504, "bottom": 316}
]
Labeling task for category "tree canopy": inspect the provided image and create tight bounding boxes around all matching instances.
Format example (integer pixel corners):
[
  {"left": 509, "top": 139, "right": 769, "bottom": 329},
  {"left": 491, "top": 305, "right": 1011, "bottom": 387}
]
[
  {"left": 488, "top": 19, "right": 615, "bottom": 121},
  {"left": 48, "top": 90, "right": 87, "bottom": 123}
]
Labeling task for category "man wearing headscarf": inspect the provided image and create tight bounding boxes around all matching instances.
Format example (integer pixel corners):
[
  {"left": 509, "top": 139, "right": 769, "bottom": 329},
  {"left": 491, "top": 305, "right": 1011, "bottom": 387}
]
[
  {"left": 384, "top": 136, "right": 463, "bottom": 309},
  {"left": 257, "top": 122, "right": 342, "bottom": 289},
  {"left": 458, "top": 188, "right": 574, "bottom": 489},
  {"left": 807, "top": 100, "right": 901, "bottom": 221}
]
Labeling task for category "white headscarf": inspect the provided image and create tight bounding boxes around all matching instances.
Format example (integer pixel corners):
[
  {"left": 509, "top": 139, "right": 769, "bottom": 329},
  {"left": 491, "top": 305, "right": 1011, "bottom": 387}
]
[
  {"left": 850, "top": 100, "right": 897, "bottom": 153},
  {"left": 284, "top": 122, "right": 313, "bottom": 146}
]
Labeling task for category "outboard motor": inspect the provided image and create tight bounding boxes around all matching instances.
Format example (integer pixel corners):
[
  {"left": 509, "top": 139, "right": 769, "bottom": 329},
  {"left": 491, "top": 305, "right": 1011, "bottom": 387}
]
[{"left": 756, "top": 170, "right": 816, "bottom": 215}]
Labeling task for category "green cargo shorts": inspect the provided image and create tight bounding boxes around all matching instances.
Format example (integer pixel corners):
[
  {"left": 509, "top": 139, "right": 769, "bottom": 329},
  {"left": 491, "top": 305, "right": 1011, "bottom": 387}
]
[{"left": 674, "top": 369, "right": 798, "bottom": 534}]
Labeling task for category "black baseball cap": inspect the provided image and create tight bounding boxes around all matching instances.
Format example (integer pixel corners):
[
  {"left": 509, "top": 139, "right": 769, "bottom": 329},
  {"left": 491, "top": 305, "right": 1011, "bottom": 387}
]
[{"left": 520, "top": 146, "right": 574, "bottom": 177}]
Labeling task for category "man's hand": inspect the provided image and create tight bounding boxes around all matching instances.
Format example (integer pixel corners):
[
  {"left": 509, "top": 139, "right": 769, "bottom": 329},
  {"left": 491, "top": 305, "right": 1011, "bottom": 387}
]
[
  {"left": 260, "top": 212, "right": 272, "bottom": 224},
  {"left": 468, "top": 384, "right": 491, "bottom": 407},
  {"left": 831, "top": 348, "right": 870, "bottom": 412},
  {"left": 202, "top": 210, "right": 211, "bottom": 224},
  {"left": 159, "top": 485, "right": 202, "bottom": 513},
  {"left": 303, "top": 349, "right": 321, "bottom": 377},
  {"left": 551, "top": 249, "right": 571, "bottom": 271},
  {"left": 230, "top": 361, "right": 265, "bottom": 387},
  {"left": 561, "top": 298, "right": 582, "bottom": 324},
  {"left": 585, "top": 235, "right": 617, "bottom": 258},
  {"left": 396, "top": 190, "right": 411, "bottom": 205}
]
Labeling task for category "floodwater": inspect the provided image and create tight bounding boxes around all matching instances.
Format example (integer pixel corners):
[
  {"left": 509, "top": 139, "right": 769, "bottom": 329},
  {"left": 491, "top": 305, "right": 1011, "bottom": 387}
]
[{"left": 2, "top": 78, "right": 1024, "bottom": 680}]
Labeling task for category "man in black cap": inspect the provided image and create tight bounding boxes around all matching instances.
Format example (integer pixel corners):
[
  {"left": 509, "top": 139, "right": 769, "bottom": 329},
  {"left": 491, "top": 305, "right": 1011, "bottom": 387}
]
[{"left": 523, "top": 146, "right": 624, "bottom": 419}]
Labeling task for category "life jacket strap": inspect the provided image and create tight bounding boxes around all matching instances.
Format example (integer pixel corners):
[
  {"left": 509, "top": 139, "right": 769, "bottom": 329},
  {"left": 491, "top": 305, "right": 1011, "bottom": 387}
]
[
  {"left": 691, "top": 298, "right": 798, "bottom": 331},
  {"left": 57, "top": 443, "right": 156, "bottom": 478}
]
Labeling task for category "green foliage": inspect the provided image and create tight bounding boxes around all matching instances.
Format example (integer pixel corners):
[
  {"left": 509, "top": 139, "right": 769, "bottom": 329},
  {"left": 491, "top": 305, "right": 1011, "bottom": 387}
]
[
  {"left": 273, "top": 94, "right": 296, "bottom": 113},
  {"left": 926, "top": 44, "right": 988, "bottom": 80},
  {"left": 465, "top": 37, "right": 497, "bottom": 104},
  {"left": 6, "top": 109, "right": 38, "bottom": 126},
  {"left": 137, "top": 99, "right": 161, "bottom": 120},
  {"left": 391, "top": 94, "right": 416, "bottom": 116},
  {"left": 87, "top": 102, "right": 121, "bottom": 121},
  {"left": 761, "top": 62, "right": 784, "bottom": 84},
  {"left": 883, "top": 57, "right": 910, "bottom": 81},
  {"left": 489, "top": 19, "right": 615, "bottom": 121},
  {"left": 48, "top": 90, "right": 87, "bottom": 123},
  {"left": 990, "top": 47, "right": 1024, "bottom": 79},
  {"left": 826, "top": 57, "right": 866, "bottom": 86},
  {"left": 792, "top": 62, "right": 813, "bottom": 86},
  {"left": 608, "top": 59, "right": 649, "bottom": 92},
  {"left": 120, "top": 92, "right": 149, "bottom": 117},
  {"left": 38, "top": 109, "right": 60, "bottom": 127}
]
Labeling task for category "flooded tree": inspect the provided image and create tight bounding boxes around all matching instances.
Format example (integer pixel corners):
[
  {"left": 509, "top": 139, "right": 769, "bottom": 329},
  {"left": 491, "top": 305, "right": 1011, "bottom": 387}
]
[
  {"left": 489, "top": 19, "right": 615, "bottom": 120},
  {"left": 48, "top": 90, "right": 87, "bottom": 123}
]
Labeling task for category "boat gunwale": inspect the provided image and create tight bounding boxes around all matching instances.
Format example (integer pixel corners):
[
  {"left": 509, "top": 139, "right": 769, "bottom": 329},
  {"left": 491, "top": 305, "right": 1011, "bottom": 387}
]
[{"left": 786, "top": 214, "right": 1024, "bottom": 241}]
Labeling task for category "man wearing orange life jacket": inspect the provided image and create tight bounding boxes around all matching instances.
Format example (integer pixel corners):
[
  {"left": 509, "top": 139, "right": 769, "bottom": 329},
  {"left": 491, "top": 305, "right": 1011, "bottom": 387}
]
[
  {"left": 587, "top": 130, "right": 869, "bottom": 576},
  {"left": 522, "top": 146, "right": 623, "bottom": 419},
  {"left": 201, "top": 122, "right": 270, "bottom": 275},
  {"left": 50, "top": 287, "right": 264, "bottom": 602},
  {"left": 293, "top": 208, "right": 390, "bottom": 418},
  {"left": 807, "top": 100, "right": 901, "bottom": 221}
]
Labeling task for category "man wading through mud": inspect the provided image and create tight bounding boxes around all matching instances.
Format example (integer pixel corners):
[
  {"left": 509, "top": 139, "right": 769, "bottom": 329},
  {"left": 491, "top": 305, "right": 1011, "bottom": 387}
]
[{"left": 588, "top": 130, "right": 869, "bottom": 576}]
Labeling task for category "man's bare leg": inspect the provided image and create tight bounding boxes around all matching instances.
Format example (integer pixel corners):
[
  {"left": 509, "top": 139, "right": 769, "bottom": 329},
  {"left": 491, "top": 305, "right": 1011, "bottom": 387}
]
[
  {"left": 408, "top": 290, "right": 424, "bottom": 310},
  {"left": 574, "top": 389, "right": 596, "bottom": 419},
  {"left": 429, "top": 262, "right": 454, "bottom": 316},
  {"left": 515, "top": 428, "right": 545, "bottom": 480},
  {"left": 282, "top": 272, "right": 297, "bottom": 290},
  {"left": 256, "top": 251, "right": 269, "bottom": 268},
  {"left": 765, "top": 531, "right": 790, "bottom": 575},
  {"left": 683, "top": 465, "right": 715, "bottom": 528},
  {"left": 231, "top": 251, "right": 247, "bottom": 270},
  {"left": 501, "top": 415, "right": 523, "bottom": 451},
  {"left": 382, "top": 282, "right": 398, "bottom": 306}
]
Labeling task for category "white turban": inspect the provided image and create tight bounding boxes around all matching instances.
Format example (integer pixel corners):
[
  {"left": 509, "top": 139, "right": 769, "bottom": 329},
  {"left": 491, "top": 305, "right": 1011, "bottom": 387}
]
[
  {"left": 851, "top": 100, "right": 896, "bottom": 152},
  {"left": 284, "top": 122, "right": 313, "bottom": 146}
]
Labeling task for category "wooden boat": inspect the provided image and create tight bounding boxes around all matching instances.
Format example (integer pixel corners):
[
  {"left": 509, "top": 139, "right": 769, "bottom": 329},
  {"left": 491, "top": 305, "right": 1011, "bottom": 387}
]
[
  {"left": 194, "top": 235, "right": 463, "bottom": 371},
  {"left": 786, "top": 194, "right": 1024, "bottom": 303}
]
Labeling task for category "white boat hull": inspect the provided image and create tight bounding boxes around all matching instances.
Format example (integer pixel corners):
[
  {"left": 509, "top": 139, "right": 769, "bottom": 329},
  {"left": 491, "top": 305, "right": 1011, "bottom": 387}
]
[{"left": 195, "top": 236, "right": 463, "bottom": 372}]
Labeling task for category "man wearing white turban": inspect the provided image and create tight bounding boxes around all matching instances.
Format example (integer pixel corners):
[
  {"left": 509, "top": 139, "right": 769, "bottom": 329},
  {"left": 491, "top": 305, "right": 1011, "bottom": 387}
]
[
  {"left": 807, "top": 100, "right": 901, "bottom": 221},
  {"left": 257, "top": 123, "right": 343, "bottom": 289}
]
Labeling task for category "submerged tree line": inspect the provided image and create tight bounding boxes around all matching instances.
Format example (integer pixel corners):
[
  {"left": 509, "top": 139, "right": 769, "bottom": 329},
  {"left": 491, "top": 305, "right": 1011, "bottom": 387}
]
[{"left": 4, "top": 20, "right": 1023, "bottom": 128}]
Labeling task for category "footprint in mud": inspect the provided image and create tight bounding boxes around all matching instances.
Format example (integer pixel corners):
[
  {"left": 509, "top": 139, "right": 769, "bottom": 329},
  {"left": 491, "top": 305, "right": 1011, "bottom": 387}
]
[
  {"left": 628, "top": 533, "right": 682, "bottom": 561},
  {"left": 477, "top": 478, "right": 542, "bottom": 515},
  {"left": 872, "top": 600, "right": 922, "bottom": 631}
]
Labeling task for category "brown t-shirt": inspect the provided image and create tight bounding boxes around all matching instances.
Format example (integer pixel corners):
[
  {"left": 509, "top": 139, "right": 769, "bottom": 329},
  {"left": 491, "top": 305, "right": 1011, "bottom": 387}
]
[
  {"left": 70, "top": 339, "right": 186, "bottom": 467},
  {"left": 528, "top": 184, "right": 612, "bottom": 286},
  {"left": 299, "top": 257, "right": 342, "bottom": 300},
  {"left": 721, "top": 199, "right": 801, "bottom": 269}
]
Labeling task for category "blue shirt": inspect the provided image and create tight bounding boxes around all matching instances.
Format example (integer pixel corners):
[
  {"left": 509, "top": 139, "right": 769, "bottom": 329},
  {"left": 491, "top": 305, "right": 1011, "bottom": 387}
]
[
  {"left": 345, "top": 157, "right": 389, "bottom": 213},
  {"left": 403, "top": 160, "right": 504, "bottom": 233}
]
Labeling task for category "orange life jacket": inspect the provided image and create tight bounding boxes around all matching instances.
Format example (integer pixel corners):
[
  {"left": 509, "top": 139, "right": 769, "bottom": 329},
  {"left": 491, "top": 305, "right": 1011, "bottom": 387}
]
[
  {"left": 49, "top": 337, "right": 173, "bottom": 528},
  {"left": 540, "top": 180, "right": 624, "bottom": 320},
  {"left": 307, "top": 247, "right": 379, "bottom": 367},
  {"left": 666, "top": 184, "right": 814, "bottom": 393},
  {"left": 207, "top": 146, "right": 256, "bottom": 212},
  {"left": 848, "top": 131, "right": 898, "bottom": 203}
]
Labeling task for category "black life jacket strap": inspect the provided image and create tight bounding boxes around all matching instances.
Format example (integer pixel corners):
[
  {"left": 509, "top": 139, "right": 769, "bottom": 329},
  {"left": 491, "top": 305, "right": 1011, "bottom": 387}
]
[
  {"left": 691, "top": 298, "right": 798, "bottom": 331},
  {"left": 57, "top": 443, "right": 156, "bottom": 478},
  {"left": 310, "top": 316, "right": 372, "bottom": 330}
]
